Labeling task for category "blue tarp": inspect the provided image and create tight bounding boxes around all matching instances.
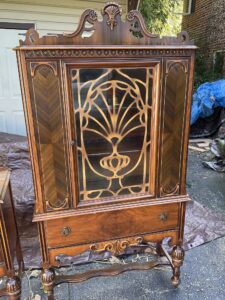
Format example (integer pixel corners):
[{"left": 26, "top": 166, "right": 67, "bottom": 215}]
[{"left": 191, "top": 80, "right": 225, "bottom": 125}]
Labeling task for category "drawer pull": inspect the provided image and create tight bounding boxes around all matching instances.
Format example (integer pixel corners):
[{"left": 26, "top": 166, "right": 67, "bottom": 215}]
[
  {"left": 62, "top": 226, "right": 71, "bottom": 236},
  {"left": 70, "top": 140, "right": 76, "bottom": 146},
  {"left": 160, "top": 212, "right": 168, "bottom": 221}
]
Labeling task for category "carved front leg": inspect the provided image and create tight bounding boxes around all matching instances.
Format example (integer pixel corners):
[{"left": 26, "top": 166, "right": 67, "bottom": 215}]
[
  {"left": 41, "top": 268, "right": 55, "bottom": 296},
  {"left": 6, "top": 276, "right": 21, "bottom": 300},
  {"left": 171, "top": 245, "right": 184, "bottom": 287}
]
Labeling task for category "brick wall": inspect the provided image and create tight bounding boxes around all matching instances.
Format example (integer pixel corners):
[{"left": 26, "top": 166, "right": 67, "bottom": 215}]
[{"left": 182, "top": 0, "right": 225, "bottom": 71}]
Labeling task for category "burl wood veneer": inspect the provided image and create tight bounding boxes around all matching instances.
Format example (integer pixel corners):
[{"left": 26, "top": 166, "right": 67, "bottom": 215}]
[
  {"left": 0, "top": 168, "right": 23, "bottom": 299},
  {"left": 15, "top": 2, "right": 196, "bottom": 297}
]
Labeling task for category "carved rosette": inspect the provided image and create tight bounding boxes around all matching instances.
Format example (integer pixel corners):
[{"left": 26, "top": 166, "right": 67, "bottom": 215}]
[
  {"left": 90, "top": 236, "right": 143, "bottom": 256},
  {"left": 102, "top": 2, "right": 122, "bottom": 30},
  {"left": 88, "top": 9, "right": 98, "bottom": 21},
  {"left": 6, "top": 276, "right": 21, "bottom": 296}
]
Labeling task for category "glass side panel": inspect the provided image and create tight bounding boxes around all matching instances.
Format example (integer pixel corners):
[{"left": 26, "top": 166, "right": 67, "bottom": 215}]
[{"left": 71, "top": 67, "right": 154, "bottom": 201}]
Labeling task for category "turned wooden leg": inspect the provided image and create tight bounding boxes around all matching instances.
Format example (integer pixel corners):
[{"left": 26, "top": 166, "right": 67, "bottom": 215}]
[
  {"left": 41, "top": 268, "right": 55, "bottom": 298},
  {"left": 6, "top": 276, "right": 21, "bottom": 300},
  {"left": 171, "top": 245, "right": 185, "bottom": 287}
]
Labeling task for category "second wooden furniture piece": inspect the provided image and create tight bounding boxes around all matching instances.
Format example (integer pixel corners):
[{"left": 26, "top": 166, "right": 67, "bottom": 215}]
[
  {"left": 0, "top": 167, "right": 23, "bottom": 299},
  {"left": 16, "top": 2, "right": 196, "bottom": 297}
]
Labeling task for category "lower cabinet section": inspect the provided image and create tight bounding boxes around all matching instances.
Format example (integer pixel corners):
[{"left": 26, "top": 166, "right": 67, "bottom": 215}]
[
  {"left": 44, "top": 202, "right": 182, "bottom": 269},
  {"left": 45, "top": 203, "right": 179, "bottom": 249}
]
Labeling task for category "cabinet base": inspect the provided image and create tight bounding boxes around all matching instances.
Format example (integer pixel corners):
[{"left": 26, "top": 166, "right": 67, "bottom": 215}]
[{"left": 42, "top": 238, "right": 184, "bottom": 299}]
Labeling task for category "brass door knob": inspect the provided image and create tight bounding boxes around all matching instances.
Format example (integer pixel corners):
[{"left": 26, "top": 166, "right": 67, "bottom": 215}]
[
  {"left": 62, "top": 226, "right": 71, "bottom": 236},
  {"left": 160, "top": 212, "right": 168, "bottom": 221}
]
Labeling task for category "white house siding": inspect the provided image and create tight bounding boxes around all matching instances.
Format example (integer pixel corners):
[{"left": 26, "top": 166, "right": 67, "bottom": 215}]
[
  {"left": 0, "top": 0, "right": 128, "bottom": 34},
  {"left": 0, "top": 0, "right": 127, "bottom": 136}
]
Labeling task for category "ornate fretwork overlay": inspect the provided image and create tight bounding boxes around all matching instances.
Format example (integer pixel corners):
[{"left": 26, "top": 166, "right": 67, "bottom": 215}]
[
  {"left": 71, "top": 67, "right": 154, "bottom": 201},
  {"left": 90, "top": 236, "right": 143, "bottom": 256}
]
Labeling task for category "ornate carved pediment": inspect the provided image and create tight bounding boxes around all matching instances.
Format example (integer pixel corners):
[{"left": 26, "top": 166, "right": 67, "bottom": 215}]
[{"left": 19, "top": 2, "right": 193, "bottom": 46}]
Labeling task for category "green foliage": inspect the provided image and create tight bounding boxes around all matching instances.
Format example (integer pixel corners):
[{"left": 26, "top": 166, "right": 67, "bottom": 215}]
[
  {"left": 160, "top": 3, "right": 183, "bottom": 36},
  {"left": 214, "top": 52, "right": 224, "bottom": 75},
  {"left": 194, "top": 51, "right": 224, "bottom": 90},
  {"left": 139, "top": 0, "right": 224, "bottom": 89},
  {"left": 139, "top": 0, "right": 182, "bottom": 35}
]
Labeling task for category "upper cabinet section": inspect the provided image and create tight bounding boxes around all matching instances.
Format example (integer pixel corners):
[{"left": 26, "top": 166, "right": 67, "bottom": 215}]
[
  {"left": 16, "top": 2, "right": 196, "bottom": 214},
  {"left": 17, "top": 2, "right": 195, "bottom": 47}
]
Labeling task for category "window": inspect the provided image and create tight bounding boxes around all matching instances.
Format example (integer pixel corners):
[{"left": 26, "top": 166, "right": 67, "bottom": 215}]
[{"left": 183, "top": 0, "right": 196, "bottom": 14}]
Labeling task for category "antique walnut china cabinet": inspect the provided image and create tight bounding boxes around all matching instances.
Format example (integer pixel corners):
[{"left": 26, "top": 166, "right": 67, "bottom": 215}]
[{"left": 16, "top": 2, "right": 196, "bottom": 295}]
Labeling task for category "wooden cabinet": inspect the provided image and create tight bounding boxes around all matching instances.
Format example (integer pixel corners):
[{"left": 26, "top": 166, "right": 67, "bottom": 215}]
[
  {"left": 16, "top": 2, "right": 196, "bottom": 296},
  {"left": 0, "top": 168, "right": 23, "bottom": 299}
]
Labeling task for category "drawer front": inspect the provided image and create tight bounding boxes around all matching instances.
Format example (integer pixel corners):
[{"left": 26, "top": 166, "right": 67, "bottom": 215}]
[
  {"left": 48, "top": 230, "right": 179, "bottom": 266},
  {"left": 46, "top": 203, "right": 179, "bottom": 248}
]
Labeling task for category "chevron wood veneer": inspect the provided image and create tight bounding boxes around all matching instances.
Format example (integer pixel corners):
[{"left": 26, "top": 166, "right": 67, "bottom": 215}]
[
  {"left": 29, "top": 64, "right": 70, "bottom": 211},
  {"left": 15, "top": 2, "right": 196, "bottom": 298},
  {"left": 160, "top": 62, "right": 188, "bottom": 197}
]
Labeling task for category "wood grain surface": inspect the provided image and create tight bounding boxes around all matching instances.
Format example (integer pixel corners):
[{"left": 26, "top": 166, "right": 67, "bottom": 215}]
[{"left": 15, "top": 2, "right": 196, "bottom": 292}]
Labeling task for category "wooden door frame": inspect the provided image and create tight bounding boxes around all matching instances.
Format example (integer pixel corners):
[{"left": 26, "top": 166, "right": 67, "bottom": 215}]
[
  {"left": 0, "top": 22, "right": 34, "bottom": 30},
  {"left": 63, "top": 59, "right": 161, "bottom": 209},
  {"left": 0, "top": 22, "right": 35, "bottom": 136}
]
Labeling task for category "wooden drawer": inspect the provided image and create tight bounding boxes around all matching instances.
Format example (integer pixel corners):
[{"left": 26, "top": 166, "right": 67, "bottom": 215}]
[
  {"left": 46, "top": 203, "right": 179, "bottom": 248},
  {"left": 48, "top": 230, "right": 179, "bottom": 266}
]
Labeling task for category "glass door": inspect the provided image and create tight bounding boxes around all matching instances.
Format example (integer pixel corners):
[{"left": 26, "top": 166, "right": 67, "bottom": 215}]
[{"left": 69, "top": 63, "right": 159, "bottom": 203}]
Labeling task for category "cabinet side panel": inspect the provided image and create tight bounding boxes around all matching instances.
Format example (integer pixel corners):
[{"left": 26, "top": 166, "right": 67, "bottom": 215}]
[
  {"left": 28, "top": 62, "right": 70, "bottom": 211},
  {"left": 180, "top": 53, "right": 196, "bottom": 194},
  {"left": 1, "top": 187, "right": 17, "bottom": 267},
  {"left": 160, "top": 60, "right": 188, "bottom": 197}
]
